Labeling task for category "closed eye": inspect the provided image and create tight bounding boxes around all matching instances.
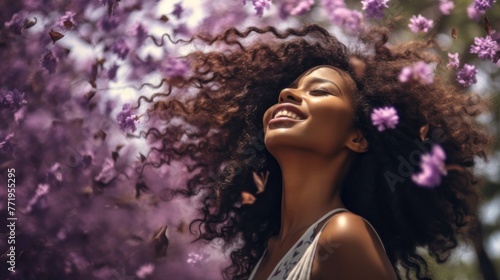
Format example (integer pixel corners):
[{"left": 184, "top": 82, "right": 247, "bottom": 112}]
[{"left": 309, "top": 88, "right": 333, "bottom": 96}]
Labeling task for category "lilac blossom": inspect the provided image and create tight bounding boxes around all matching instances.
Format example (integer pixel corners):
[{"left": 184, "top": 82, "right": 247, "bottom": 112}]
[
  {"left": 467, "top": 3, "right": 485, "bottom": 21},
  {"left": 4, "top": 12, "right": 26, "bottom": 34},
  {"left": 329, "top": 8, "right": 364, "bottom": 33},
  {"left": 470, "top": 35, "right": 499, "bottom": 61},
  {"left": 130, "top": 23, "right": 148, "bottom": 45},
  {"left": 40, "top": 50, "right": 58, "bottom": 74},
  {"left": 473, "top": 0, "right": 497, "bottom": 12},
  {"left": 57, "top": 11, "right": 77, "bottom": 29},
  {"left": 110, "top": 38, "right": 130, "bottom": 60},
  {"left": 321, "top": 0, "right": 346, "bottom": 10},
  {"left": 361, "top": 0, "right": 389, "bottom": 19},
  {"left": 280, "top": 0, "right": 315, "bottom": 18},
  {"left": 371, "top": 106, "right": 399, "bottom": 131},
  {"left": 439, "top": 0, "right": 455, "bottom": 15},
  {"left": 456, "top": 64, "right": 478, "bottom": 87},
  {"left": 116, "top": 103, "right": 138, "bottom": 133},
  {"left": 398, "top": 61, "right": 435, "bottom": 85},
  {"left": 411, "top": 144, "right": 447, "bottom": 188},
  {"left": 447, "top": 52, "right": 459, "bottom": 69},
  {"left": 163, "top": 57, "right": 190, "bottom": 78},
  {"left": 408, "top": 14, "right": 433, "bottom": 34},
  {"left": 0, "top": 89, "right": 27, "bottom": 112},
  {"left": 250, "top": 0, "right": 272, "bottom": 17},
  {"left": 172, "top": 3, "right": 184, "bottom": 19}
]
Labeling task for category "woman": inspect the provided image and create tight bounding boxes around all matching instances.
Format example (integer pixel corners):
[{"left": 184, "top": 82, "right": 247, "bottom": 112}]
[{"left": 143, "top": 24, "right": 491, "bottom": 279}]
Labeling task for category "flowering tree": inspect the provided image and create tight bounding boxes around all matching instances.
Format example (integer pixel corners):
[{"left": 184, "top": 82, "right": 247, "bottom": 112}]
[{"left": 0, "top": 0, "right": 498, "bottom": 279}]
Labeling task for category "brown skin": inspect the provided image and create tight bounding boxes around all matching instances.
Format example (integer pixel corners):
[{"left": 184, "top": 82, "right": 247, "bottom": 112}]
[{"left": 252, "top": 66, "right": 397, "bottom": 279}]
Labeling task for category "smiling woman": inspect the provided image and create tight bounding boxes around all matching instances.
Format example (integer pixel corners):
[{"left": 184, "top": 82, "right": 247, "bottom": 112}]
[{"left": 142, "top": 24, "right": 492, "bottom": 280}]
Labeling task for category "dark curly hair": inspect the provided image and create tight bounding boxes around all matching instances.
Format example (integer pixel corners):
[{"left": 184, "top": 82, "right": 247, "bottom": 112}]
[{"left": 136, "top": 24, "right": 493, "bottom": 279}]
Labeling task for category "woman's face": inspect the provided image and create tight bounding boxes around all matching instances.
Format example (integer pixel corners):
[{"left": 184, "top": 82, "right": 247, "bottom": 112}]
[{"left": 263, "top": 66, "right": 357, "bottom": 157}]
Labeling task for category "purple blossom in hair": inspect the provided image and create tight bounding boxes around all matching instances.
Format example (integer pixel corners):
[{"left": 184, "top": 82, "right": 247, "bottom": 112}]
[
  {"left": 40, "top": 50, "right": 58, "bottom": 74},
  {"left": 0, "top": 89, "right": 27, "bottom": 112},
  {"left": 398, "top": 61, "right": 435, "bottom": 85},
  {"left": 4, "top": 12, "right": 26, "bottom": 34},
  {"left": 172, "top": 3, "right": 184, "bottom": 19},
  {"left": 321, "top": 0, "right": 345, "bottom": 9},
  {"left": 447, "top": 52, "right": 459, "bottom": 69},
  {"left": 371, "top": 106, "right": 399, "bottom": 131},
  {"left": 467, "top": 3, "right": 485, "bottom": 21},
  {"left": 251, "top": 0, "right": 272, "bottom": 17},
  {"left": 57, "top": 11, "right": 77, "bottom": 29},
  {"left": 473, "top": 0, "right": 496, "bottom": 12},
  {"left": 456, "top": 64, "right": 478, "bottom": 87},
  {"left": 470, "top": 35, "right": 499, "bottom": 61},
  {"left": 280, "top": 0, "right": 314, "bottom": 18},
  {"left": 116, "top": 103, "right": 138, "bottom": 133},
  {"left": 361, "top": 0, "right": 389, "bottom": 19},
  {"left": 439, "top": 0, "right": 455, "bottom": 15},
  {"left": 110, "top": 38, "right": 130, "bottom": 60},
  {"left": 329, "top": 8, "right": 364, "bottom": 33},
  {"left": 411, "top": 144, "right": 447, "bottom": 188},
  {"left": 408, "top": 14, "right": 433, "bottom": 34}
]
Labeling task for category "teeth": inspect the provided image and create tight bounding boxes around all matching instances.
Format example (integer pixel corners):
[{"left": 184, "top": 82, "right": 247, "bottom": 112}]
[{"left": 274, "top": 110, "right": 303, "bottom": 120}]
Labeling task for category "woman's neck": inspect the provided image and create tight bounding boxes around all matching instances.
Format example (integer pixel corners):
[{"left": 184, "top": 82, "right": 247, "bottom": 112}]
[{"left": 273, "top": 148, "right": 352, "bottom": 244}]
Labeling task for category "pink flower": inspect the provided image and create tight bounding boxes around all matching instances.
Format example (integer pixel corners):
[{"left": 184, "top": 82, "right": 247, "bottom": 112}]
[
  {"left": 447, "top": 52, "right": 459, "bottom": 69},
  {"left": 408, "top": 14, "right": 433, "bottom": 33},
  {"left": 439, "top": 0, "right": 455, "bottom": 15},
  {"left": 411, "top": 145, "right": 447, "bottom": 188},
  {"left": 371, "top": 106, "right": 399, "bottom": 132},
  {"left": 456, "top": 64, "right": 478, "bottom": 87},
  {"left": 398, "top": 61, "right": 435, "bottom": 85}
]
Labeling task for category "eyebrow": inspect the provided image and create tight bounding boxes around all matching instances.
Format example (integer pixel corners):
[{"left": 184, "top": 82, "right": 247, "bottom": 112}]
[{"left": 290, "top": 77, "right": 343, "bottom": 96}]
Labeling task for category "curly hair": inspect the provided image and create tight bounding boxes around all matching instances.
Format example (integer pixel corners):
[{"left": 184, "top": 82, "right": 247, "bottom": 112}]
[{"left": 137, "top": 24, "right": 493, "bottom": 279}]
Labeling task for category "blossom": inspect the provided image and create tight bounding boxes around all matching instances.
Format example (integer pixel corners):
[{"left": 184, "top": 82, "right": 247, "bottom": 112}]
[
  {"left": 361, "top": 0, "right": 389, "bottom": 19},
  {"left": 251, "top": 0, "right": 272, "bottom": 17},
  {"left": 321, "top": 0, "right": 346, "bottom": 10},
  {"left": 280, "top": 0, "right": 314, "bottom": 18},
  {"left": 439, "top": 0, "right": 454, "bottom": 15},
  {"left": 116, "top": 103, "right": 138, "bottom": 132},
  {"left": 473, "top": 0, "right": 496, "bottom": 12},
  {"left": 110, "top": 38, "right": 130, "bottom": 59},
  {"left": 467, "top": 3, "right": 485, "bottom": 21},
  {"left": 470, "top": 35, "right": 499, "bottom": 61},
  {"left": 398, "top": 61, "right": 435, "bottom": 85},
  {"left": 446, "top": 52, "right": 459, "bottom": 69},
  {"left": 0, "top": 89, "right": 27, "bottom": 112},
  {"left": 130, "top": 23, "right": 148, "bottom": 45},
  {"left": 408, "top": 14, "right": 433, "bottom": 33},
  {"left": 136, "top": 263, "right": 155, "bottom": 279},
  {"left": 329, "top": 8, "right": 364, "bottom": 33},
  {"left": 456, "top": 64, "right": 478, "bottom": 87},
  {"left": 411, "top": 144, "right": 447, "bottom": 188},
  {"left": 371, "top": 106, "right": 399, "bottom": 132},
  {"left": 163, "top": 57, "right": 190, "bottom": 78},
  {"left": 57, "top": 11, "right": 77, "bottom": 29},
  {"left": 172, "top": 3, "right": 183, "bottom": 19},
  {"left": 40, "top": 50, "right": 58, "bottom": 74}
]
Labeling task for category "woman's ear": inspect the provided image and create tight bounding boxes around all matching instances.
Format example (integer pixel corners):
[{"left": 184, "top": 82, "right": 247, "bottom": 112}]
[{"left": 345, "top": 128, "right": 368, "bottom": 153}]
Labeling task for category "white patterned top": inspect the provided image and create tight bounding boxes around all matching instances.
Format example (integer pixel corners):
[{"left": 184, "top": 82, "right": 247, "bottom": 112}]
[{"left": 248, "top": 208, "right": 386, "bottom": 280}]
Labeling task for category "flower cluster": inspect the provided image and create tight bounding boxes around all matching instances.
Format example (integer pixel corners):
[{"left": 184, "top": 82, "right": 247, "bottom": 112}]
[
  {"left": 470, "top": 35, "right": 499, "bottom": 61},
  {"left": 408, "top": 14, "right": 433, "bottom": 33},
  {"left": 456, "top": 64, "right": 478, "bottom": 87},
  {"left": 411, "top": 145, "right": 447, "bottom": 188},
  {"left": 371, "top": 106, "right": 399, "bottom": 132},
  {"left": 361, "top": 0, "right": 389, "bottom": 19},
  {"left": 398, "top": 61, "right": 435, "bottom": 85},
  {"left": 321, "top": 0, "right": 364, "bottom": 33},
  {"left": 116, "top": 103, "right": 138, "bottom": 133}
]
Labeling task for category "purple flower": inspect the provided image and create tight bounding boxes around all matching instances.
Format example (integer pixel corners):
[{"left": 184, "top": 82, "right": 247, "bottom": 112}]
[
  {"left": 108, "top": 64, "right": 119, "bottom": 80},
  {"left": 361, "top": 0, "right": 389, "bottom": 19},
  {"left": 110, "top": 38, "right": 130, "bottom": 60},
  {"left": 447, "top": 52, "right": 459, "bottom": 69},
  {"left": 411, "top": 144, "right": 447, "bottom": 188},
  {"left": 280, "top": 0, "right": 314, "bottom": 18},
  {"left": 408, "top": 14, "right": 433, "bottom": 34},
  {"left": 251, "top": 0, "right": 272, "bottom": 17},
  {"left": 116, "top": 103, "right": 138, "bottom": 132},
  {"left": 467, "top": 3, "right": 485, "bottom": 21},
  {"left": 172, "top": 3, "right": 183, "bottom": 19},
  {"left": 470, "top": 35, "right": 499, "bottom": 61},
  {"left": 163, "top": 57, "right": 190, "bottom": 78},
  {"left": 439, "top": 0, "right": 455, "bottom": 15},
  {"left": 398, "top": 61, "right": 435, "bottom": 85},
  {"left": 4, "top": 12, "right": 26, "bottom": 34},
  {"left": 57, "top": 11, "right": 77, "bottom": 29},
  {"left": 98, "top": 16, "right": 120, "bottom": 32},
  {"left": 473, "top": 0, "right": 496, "bottom": 12},
  {"left": 329, "top": 8, "right": 364, "bottom": 33},
  {"left": 40, "top": 50, "right": 58, "bottom": 74},
  {"left": 0, "top": 89, "right": 27, "bottom": 112},
  {"left": 456, "top": 64, "right": 478, "bottom": 87},
  {"left": 371, "top": 106, "right": 399, "bottom": 131},
  {"left": 130, "top": 23, "right": 148, "bottom": 45},
  {"left": 321, "top": 0, "right": 345, "bottom": 10}
]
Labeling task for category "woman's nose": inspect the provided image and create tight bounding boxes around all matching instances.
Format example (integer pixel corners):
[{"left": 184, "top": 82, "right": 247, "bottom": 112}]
[{"left": 278, "top": 88, "right": 302, "bottom": 104}]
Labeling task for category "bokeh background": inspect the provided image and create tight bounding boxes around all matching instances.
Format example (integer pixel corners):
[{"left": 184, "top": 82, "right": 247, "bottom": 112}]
[{"left": 0, "top": 0, "right": 499, "bottom": 279}]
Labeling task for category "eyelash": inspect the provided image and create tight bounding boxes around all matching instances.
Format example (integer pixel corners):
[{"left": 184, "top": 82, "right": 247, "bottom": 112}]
[{"left": 309, "top": 89, "right": 332, "bottom": 96}]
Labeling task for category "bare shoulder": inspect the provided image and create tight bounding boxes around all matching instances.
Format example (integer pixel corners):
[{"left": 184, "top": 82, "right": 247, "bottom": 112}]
[{"left": 311, "top": 211, "right": 397, "bottom": 280}]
